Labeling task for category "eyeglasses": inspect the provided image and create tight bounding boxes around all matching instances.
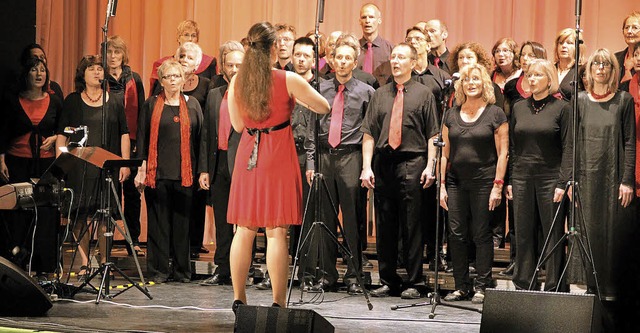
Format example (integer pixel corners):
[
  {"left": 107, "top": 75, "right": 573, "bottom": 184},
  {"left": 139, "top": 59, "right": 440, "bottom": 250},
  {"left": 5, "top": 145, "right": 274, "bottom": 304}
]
[
  {"left": 494, "top": 49, "right": 512, "bottom": 55},
  {"left": 525, "top": 73, "right": 545, "bottom": 79},
  {"left": 623, "top": 25, "right": 640, "bottom": 33},
  {"left": 277, "top": 37, "right": 293, "bottom": 44},
  {"left": 405, "top": 36, "right": 426, "bottom": 43},
  {"left": 592, "top": 61, "right": 612, "bottom": 69},
  {"left": 162, "top": 74, "right": 181, "bottom": 80}
]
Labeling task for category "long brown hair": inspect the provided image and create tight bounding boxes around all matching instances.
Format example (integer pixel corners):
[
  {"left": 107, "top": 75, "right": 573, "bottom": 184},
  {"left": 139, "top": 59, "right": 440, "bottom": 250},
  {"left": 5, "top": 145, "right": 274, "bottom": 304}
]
[{"left": 235, "top": 22, "right": 277, "bottom": 122}]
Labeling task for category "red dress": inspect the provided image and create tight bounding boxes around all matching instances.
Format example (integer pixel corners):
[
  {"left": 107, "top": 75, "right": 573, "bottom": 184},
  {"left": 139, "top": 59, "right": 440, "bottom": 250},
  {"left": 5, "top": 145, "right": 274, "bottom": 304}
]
[{"left": 227, "top": 70, "right": 301, "bottom": 227}]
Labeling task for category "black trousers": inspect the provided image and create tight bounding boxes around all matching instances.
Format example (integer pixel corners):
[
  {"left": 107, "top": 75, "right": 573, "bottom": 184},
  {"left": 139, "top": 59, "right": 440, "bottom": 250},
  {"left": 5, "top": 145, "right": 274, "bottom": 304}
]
[
  {"left": 302, "top": 149, "right": 365, "bottom": 285},
  {"left": 511, "top": 177, "right": 567, "bottom": 291},
  {"left": 189, "top": 186, "right": 207, "bottom": 252},
  {"left": 373, "top": 153, "right": 426, "bottom": 290},
  {"left": 122, "top": 139, "right": 141, "bottom": 246},
  {"left": 447, "top": 179, "right": 494, "bottom": 292},
  {"left": 210, "top": 150, "right": 234, "bottom": 277},
  {"left": 145, "top": 180, "right": 192, "bottom": 281}
]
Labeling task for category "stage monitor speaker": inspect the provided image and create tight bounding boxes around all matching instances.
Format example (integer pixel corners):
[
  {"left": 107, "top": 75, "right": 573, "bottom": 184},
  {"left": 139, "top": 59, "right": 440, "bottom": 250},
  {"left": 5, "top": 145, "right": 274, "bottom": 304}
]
[
  {"left": 0, "top": 256, "right": 52, "bottom": 316},
  {"left": 480, "top": 288, "right": 603, "bottom": 333},
  {"left": 235, "top": 305, "right": 334, "bottom": 333}
]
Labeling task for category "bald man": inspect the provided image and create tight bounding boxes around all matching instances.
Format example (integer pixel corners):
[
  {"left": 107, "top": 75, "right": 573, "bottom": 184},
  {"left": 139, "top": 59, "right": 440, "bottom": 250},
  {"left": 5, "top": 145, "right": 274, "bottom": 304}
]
[{"left": 358, "top": 3, "right": 393, "bottom": 77}]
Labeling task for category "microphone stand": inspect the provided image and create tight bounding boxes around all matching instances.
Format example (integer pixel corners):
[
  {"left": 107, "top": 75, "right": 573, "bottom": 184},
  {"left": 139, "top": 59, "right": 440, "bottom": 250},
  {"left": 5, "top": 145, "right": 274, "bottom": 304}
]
[
  {"left": 528, "top": 0, "right": 601, "bottom": 298},
  {"left": 390, "top": 77, "right": 481, "bottom": 317},
  {"left": 286, "top": 0, "right": 372, "bottom": 310}
]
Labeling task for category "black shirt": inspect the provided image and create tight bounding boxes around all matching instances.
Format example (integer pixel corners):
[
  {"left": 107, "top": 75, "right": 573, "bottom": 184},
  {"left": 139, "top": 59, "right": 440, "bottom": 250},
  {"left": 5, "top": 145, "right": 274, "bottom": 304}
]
[
  {"left": 137, "top": 95, "right": 203, "bottom": 181},
  {"left": 361, "top": 79, "right": 439, "bottom": 154},
  {"left": 429, "top": 49, "right": 452, "bottom": 75},
  {"left": 557, "top": 67, "right": 580, "bottom": 102},
  {"left": 509, "top": 95, "right": 572, "bottom": 187},
  {"left": 444, "top": 104, "right": 507, "bottom": 181},
  {"left": 306, "top": 77, "right": 375, "bottom": 170}
]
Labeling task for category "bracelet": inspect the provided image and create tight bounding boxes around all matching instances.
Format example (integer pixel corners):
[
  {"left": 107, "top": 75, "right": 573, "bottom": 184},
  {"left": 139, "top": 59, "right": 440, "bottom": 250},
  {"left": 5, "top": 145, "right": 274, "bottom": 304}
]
[{"left": 493, "top": 179, "right": 504, "bottom": 186}]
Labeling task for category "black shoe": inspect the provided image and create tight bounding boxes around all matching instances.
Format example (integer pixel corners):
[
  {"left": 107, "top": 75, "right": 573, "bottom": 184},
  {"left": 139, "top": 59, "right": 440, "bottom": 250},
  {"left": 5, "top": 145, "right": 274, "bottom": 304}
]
[
  {"left": 271, "top": 302, "right": 281, "bottom": 308},
  {"left": 232, "top": 300, "right": 244, "bottom": 314},
  {"left": 362, "top": 255, "right": 374, "bottom": 269},
  {"left": 190, "top": 251, "right": 200, "bottom": 259},
  {"left": 400, "top": 287, "right": 421, "bottom": 299},
  {"left": 444, "top": 289, "right": 470, "bottom": 301},
  {"left": 200, "top": 273, "right": 231, "bottom": 286},
  {"left": 347, "top": 283, "right": 364, "bottom": 295},
  {"left": 300, "top": 280, "right": 313, "bottom": 292},
  {"left": 255, "top": 277, "right": 272, "bottom": 290},
  {"left": 499, "top": 262, "right": 515, "bottom": 276},
  {"left": 370, "top": 285, "right": 391, "bottom": 297},
  {"left": 471, "top": 289, "right": 485, "bottom": 304},
  {"left": 199, "top": 246, "right": 210, "bottom": 253},
  {"left": 311, "top": 279, "right": 335, "bottom": 292},
  {"left": 469, "top": 265, "right": 477, "bottom": 274}
]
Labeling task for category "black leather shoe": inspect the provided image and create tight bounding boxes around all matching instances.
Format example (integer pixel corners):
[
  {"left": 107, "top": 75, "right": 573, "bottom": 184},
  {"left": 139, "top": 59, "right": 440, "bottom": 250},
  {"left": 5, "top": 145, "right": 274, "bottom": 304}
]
[
  {"left": 347, "top": 283, "right": 364, "bottom": 295},
  {"left": 255, "top": 277, "right": 272, "bottom": 290},
  {"left": 271, "top": 302, "right": 281, "bottom": 307},
  {"left": 311, "top": 279, "right": 335, "bottom": 292},
  {"left": 499, "top": 262, "right": 515, "bottom": 276},
  {"left": 401, "top": 287, "right": 421, "bottom": 299},
  {"left": 370, "top": 285, "right": 391, "bottom": 297},
  {"left": 200, "top": 273, "right": 231, "bottom": 286},
  {"left": 300, "top": 280, "right": 313, "bottom": 292}
]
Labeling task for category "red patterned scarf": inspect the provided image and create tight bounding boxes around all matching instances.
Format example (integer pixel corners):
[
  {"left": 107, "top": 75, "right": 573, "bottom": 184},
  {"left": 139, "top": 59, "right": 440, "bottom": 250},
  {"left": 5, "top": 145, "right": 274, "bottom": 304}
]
[{"left": 145, "top": 92, "right": 192, "bottom": 188}]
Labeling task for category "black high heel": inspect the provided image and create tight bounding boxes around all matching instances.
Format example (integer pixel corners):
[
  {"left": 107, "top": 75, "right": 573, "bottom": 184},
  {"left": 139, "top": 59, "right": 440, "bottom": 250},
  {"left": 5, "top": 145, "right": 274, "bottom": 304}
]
[
  {"left": 271, "top": 303, "right": 281, "bottom": 308},
  {"left": 232, "top": 300, "right": 244, "bottom": 314}
]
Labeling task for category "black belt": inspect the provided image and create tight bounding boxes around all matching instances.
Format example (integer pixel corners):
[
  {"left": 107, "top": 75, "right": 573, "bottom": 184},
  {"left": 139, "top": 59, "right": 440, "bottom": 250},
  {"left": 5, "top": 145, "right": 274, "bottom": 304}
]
[
  {"left": 321, "top": 145, "right": 361, "bottom": 155},
  {"left": 246, "top": 120, "right": 290, "bottom": 170}
]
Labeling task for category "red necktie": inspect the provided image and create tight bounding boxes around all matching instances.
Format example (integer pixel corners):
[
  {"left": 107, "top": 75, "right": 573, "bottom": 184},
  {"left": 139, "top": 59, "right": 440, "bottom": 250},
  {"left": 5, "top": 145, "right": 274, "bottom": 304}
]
[
  {"left": 363, "top": 42, "right": 373, "bottom": 73},
  {"left": 218, "top": 91, "right": 231, "bottom": 150},
  {"left": 434, "top": 57, "right": 441, "bottom": 68},
  {"left": 328, "top": 84, "right": 345, "bottom": 148},
  {"left": 388, "top": 84, "right": 404, "bottom": 150}
]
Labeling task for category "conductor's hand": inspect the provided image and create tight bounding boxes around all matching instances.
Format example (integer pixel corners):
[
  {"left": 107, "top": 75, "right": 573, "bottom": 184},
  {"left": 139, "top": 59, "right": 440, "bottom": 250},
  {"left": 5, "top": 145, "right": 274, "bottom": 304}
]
[
  {"left": 0, "top": 159, "right": 9, "bottom": 182},
  {"left": 199, "top": 173, "right": 210, "bottom": 190},
  {"left": 119, "top": 167, "right": 130, "bottom": 183},
  {"left": 360, "top": 167, "right": 375, "bottom": 189},
  {"left": 489, "top": 186, "right": 502, "bottom": 211},
  {"left": 305, "top": 170, "right": 314, "bottom": 186},
  {"left": 439, "top": 185, "right": 448, "bottom": 210},
  {"left": 420, "top": 167, "right": 435, "bottom": 189},
  {"left": 619, "top": 184, "right": 633, "bottom": 208},
  {"left": 553, "top": 188, "right": 565, "bottom": 203},
  {"left": 505, "top": 185, "right": 513, "bottom": 200}
]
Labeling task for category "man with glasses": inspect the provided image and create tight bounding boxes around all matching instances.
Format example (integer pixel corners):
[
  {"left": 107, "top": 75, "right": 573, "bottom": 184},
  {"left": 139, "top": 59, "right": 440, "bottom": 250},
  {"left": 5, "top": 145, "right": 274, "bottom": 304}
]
[
  {"left": 616, "top": 11, "right": 640, "bottom": 83},
  {"left": 274, "top": 23, "right": 296, "bottom": 72}
]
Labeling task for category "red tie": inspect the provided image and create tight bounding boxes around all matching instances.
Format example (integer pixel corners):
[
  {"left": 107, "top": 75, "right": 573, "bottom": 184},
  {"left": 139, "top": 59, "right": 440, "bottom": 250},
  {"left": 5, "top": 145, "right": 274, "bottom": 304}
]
[
  {"left": 218, "top": 91, "right": 231, "bottom": 150},
  {"left": 434, "top": 57, "right": 441, "bottom": 68},
  {"left": 363, "top": 42, "right": 373, "bottom": 73},
  {"left": 328, "top": 84, "right": 345, "bottom": 148},
  {"left": 388, "top": 84, "right": 404, "bottom": 150}
]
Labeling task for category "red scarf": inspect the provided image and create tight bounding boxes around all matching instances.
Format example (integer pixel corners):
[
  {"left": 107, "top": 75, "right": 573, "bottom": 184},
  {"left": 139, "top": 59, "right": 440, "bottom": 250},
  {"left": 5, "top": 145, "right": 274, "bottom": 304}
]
[
  {"left": 145, "top": 92, "right": 192, "bottom": 188},
  {"left": 124, "top": 78, "right": 139, "bottom": 140},
  {"left": 630, "top": 73, "right": 640, "bottom": 196}
]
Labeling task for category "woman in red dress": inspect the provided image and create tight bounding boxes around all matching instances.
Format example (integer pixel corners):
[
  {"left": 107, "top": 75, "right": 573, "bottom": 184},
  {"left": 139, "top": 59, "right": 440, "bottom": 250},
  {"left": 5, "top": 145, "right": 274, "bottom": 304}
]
[{"left": 227, "top": 22, "right": 329, "bottom": 310}]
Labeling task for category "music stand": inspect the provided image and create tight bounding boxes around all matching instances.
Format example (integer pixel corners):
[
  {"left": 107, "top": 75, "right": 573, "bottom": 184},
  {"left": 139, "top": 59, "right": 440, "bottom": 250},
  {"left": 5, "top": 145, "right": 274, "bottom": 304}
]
[{"left": 61, "top": 147, "right": 152, "bottom": 302}]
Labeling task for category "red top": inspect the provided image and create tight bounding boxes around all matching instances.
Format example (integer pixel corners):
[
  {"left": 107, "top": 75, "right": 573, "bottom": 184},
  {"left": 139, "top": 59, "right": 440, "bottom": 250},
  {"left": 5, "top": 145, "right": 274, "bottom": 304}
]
[
  {"left": 227, "top": 70, "right": 300, "bottom": 227},
  {"left": 8, "top": 95, "right": 53, "bottom": 158}
]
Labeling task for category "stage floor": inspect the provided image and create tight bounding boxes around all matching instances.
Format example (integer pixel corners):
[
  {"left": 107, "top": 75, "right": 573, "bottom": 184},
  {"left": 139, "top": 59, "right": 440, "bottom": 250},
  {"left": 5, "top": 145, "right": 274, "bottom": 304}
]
[{"left": 0, "top": 243, "right": 588, "bottom": 333}]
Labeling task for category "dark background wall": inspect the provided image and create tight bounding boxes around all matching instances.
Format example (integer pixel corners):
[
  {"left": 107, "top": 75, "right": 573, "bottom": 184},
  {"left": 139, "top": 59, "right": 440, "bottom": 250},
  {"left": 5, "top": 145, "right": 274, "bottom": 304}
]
[{"left": 0, "top": 1, "right": 36, "bottom": 95}]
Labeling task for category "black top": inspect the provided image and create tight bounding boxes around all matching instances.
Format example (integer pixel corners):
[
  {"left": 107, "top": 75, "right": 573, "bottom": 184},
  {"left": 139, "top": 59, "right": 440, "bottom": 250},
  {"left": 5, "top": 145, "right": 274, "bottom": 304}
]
[
  {"left": 358, "top": 35, "right": 394, "bottom": 75},
  {"left": 0, "top": 93, "right": 62, "bottom": 157},
  {"left": 198, "top": 84, "right": 241, "bottom": 180},
  {"left": 106, "top": 65, "right": 145, "bottom": 141},
  {"left": 444, "top": 104, "right": 507, "bottom": 181},
  {"left": 306, "top": 77, "right": 375, "bottom": 170},
  {"left": 509, "top": 95, "right": 572, "bottom": 187},
  {"left": 361, "top": 79, "right": 439, "bottom": 154},
  {"left": 503, "top": 73, "right": 528, "bottom": 115},
  {"left": 557, "top": 67, "right": 580, "bottom": 102},
  {"left": 615, "top": 47, "right": 637, "bottom": 82},
  {"left": 49, "top": 81, "right": 64, "bottom": 102},
  {"left": 429, "top": 49, "right": 452, "bottom": 75},
  {"left": 57, "top": 92, "right": 128, "bottom": 155},
  {"left": 137, "top": 95, "right": 203, "bottom": 182},
  {"left": 275, "top": 61, "right": 294, "bottom": 72},
  {"left": 411, "top": 69, "right": 446, "bottom": 109},
  {"left": 208, "top": 74, "right": 228, "bottom": 91}
]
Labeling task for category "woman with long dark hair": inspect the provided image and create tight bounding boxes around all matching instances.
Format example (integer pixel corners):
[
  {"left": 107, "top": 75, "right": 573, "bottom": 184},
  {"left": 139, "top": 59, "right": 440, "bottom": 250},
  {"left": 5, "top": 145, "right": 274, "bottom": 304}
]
[{"left": 227, "top": 22, "right": 329, "bottom": 310}]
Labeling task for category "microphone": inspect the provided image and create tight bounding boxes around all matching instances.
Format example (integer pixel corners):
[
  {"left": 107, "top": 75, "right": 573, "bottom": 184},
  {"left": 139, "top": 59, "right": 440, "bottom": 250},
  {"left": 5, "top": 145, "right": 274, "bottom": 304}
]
[
  {"left": 444, "top": 72, "right": 461, "bottom": 88},
  {"left": 107, "top": 0, "right": 118, "bottom": 17}
]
